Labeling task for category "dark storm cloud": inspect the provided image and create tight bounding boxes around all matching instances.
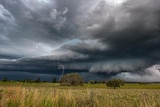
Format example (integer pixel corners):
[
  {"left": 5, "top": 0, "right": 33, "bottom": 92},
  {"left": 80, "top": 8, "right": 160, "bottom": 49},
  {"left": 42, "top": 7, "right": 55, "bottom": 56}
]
[
  {"left": 48, "top": 0, "right": 160, "bottom": 78},
  {"left": 72, "top": 0, "right": 160, "bottom": 74},
  {"left": 0, "top": 0, "right": 160, "bottom": 81},
  {"left": 0, "top": 57, "right": 89, "bottom": 74},
  {"left": 0, "top": 71, "right": 60, "bottom": 81},
  {"left": 0, "top": 0, "right": 79, "bottom": 57},
  {"left": 0, "top": 57, "right": 117, "bottom": 81}
]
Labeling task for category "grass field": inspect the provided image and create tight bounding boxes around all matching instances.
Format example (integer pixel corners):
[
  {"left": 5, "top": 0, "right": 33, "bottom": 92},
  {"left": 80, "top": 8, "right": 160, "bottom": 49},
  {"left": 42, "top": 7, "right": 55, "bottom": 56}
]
[{"left": 0, "top": 82, "right": 160, "bottom": 107}]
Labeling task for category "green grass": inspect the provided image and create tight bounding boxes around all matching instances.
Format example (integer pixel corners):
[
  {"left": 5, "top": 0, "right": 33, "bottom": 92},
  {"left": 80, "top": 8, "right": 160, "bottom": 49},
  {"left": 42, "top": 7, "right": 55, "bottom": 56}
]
[
  {"left": 0, "top": 81, "right": 160, "bottom": 89},
  {"left": 0, "top": 82, "right": 160, "bottom": 107}
]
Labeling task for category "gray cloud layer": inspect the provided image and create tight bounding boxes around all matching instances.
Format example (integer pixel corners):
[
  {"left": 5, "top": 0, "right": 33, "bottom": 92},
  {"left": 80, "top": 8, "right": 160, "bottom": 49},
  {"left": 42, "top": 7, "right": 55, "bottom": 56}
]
[{"left": 0, "top": 0, "right": 160, "bottom": 81}]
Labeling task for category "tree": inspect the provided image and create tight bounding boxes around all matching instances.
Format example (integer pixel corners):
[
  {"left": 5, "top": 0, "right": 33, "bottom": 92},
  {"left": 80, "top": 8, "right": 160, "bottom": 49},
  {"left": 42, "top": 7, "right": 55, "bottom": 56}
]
[
  {"left": 106, "top": 79, "right": 125, "bottom": 89},
  {"left": 117, "top": 79, "right": 125, "bottom": 86},
  {"left": 60, "top": 73, "right": 84, "bottom": 86}
]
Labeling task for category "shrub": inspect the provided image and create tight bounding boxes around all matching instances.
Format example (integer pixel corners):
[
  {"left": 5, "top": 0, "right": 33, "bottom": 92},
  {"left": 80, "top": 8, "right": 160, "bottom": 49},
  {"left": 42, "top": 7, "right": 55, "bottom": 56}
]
[
  {"left": 106, "top": 79, "right": 125, "bottom": 89},
  {"left": 60, "top": 73, "right": 84, "bottom": 86},
  {"left": 117, "top": 79, "right": 125, "bottom": 86}
]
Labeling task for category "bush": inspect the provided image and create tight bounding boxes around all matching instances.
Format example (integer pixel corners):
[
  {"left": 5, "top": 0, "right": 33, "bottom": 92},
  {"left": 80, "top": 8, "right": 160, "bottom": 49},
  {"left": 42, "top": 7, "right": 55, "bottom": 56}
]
[
  {"left": 106, "top": 79, "right": 125, "bottom": 89},
  {"left": 117, "top": 79, "right": 125, "bottom": 86},
  {"left": 60, "top": 73, "right": 84, "bottom": 86}
]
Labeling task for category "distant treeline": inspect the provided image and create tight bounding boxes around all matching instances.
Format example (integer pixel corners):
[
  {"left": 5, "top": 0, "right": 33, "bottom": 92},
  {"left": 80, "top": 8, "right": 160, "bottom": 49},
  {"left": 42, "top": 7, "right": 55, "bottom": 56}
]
[
  {"left": 1, "top": 76, "right": 160, "bottom": 84},
  {"left": 0, "top": 77, "right": 57, "bottom": 83}
]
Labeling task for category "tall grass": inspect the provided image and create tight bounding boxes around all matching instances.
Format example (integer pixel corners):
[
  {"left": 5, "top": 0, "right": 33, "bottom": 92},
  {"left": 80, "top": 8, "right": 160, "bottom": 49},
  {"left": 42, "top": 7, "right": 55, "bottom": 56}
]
[{"left": 0, "top": 86, "right": 160, "bottom": 107}]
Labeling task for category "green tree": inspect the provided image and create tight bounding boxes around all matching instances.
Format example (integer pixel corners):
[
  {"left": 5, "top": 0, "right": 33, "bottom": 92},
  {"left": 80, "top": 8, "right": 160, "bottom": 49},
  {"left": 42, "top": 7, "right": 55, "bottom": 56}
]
[
  {"left": 60, "top": 73, "right": 84, "bottom": 86},
  {"left": 106, "top": 79, "right": 125, "bottom": 89},
  {"left": 117, "top": 79, "right": 125, "bottom": 86}
]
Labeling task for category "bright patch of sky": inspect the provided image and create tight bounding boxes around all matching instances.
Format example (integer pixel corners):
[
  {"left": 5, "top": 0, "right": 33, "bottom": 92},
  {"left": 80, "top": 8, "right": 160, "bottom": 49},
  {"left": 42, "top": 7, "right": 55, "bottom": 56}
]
[{"left": 105, "top": 0, "right": 126, "bottom": 5}]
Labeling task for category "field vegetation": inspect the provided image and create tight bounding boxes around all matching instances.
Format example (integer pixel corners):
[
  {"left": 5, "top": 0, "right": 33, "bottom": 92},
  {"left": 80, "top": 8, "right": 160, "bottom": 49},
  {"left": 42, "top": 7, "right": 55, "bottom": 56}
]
[{"left": 0, "top": 81, "right": 160, "bottom": 107}]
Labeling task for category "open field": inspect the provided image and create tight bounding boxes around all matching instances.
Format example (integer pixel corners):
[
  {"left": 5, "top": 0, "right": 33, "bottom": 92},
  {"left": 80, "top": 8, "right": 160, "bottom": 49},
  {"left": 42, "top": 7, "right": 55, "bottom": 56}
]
[
  {"left": 0, "top": 82, "right": 160, "bottom": 107},
  {"left": 1, "top": 81, "right": 160, "bottom": 89}
]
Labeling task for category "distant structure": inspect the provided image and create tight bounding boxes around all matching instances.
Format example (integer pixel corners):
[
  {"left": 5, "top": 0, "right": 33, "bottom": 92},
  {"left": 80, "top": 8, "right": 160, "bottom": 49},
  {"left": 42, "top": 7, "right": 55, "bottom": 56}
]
[{"left": 57, "top": 61, "right": 65, "bottom": 81}]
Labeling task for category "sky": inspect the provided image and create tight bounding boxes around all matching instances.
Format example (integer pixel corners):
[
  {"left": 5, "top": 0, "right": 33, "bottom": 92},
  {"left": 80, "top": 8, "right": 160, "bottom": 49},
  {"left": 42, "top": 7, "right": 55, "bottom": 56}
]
[{"left": 0, "top": 0, "right": 160, "bottom": 82}]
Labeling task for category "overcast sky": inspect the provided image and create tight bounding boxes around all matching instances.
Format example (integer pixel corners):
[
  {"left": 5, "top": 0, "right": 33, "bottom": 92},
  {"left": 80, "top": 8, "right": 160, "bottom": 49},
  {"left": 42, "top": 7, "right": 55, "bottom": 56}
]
[{"left": 0, "top": 0, "right": 160, "bottom": 82}]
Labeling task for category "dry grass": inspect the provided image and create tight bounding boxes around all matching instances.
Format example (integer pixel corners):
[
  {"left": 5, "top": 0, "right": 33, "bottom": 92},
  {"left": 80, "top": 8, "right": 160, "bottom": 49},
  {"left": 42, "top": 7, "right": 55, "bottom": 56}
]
[{"left": 0, "top": 86, "right": 160, "bottom": 107}]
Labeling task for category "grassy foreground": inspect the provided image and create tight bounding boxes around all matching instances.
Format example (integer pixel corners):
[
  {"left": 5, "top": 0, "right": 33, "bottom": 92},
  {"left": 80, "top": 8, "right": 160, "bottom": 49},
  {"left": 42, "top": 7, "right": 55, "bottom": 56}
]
[{"left": 0, "top": 82, "right": 160, "bottom": 107}]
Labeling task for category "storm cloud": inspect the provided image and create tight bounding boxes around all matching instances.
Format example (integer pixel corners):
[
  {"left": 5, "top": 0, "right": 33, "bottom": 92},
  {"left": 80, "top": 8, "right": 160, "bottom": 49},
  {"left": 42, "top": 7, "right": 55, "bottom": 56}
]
[{"left": 0, "top": 0, "right": 160, "bottom": 81}]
